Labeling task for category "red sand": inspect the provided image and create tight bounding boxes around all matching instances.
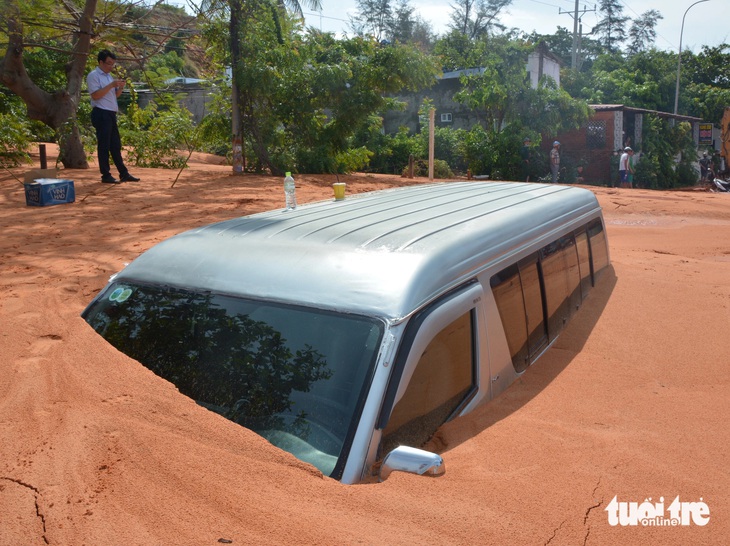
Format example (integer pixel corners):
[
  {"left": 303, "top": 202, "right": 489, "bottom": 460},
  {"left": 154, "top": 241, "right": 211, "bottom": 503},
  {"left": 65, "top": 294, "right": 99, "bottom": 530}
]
[{"left": 1, "top": 148, "right": 728, "bottom": 545}]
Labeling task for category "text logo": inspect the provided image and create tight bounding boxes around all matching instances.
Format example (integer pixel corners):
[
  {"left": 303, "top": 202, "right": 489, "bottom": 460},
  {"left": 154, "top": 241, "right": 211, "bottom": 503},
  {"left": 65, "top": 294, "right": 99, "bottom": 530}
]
[{"left": 606, "top": 496, "right": 710, "bottom": 527}]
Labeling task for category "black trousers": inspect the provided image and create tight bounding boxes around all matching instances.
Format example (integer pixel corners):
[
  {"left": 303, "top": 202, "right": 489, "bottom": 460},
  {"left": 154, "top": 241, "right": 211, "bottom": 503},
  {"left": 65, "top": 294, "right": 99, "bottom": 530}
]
[{"left": 91, "top": 107, "right": 129, "bottom": 178}]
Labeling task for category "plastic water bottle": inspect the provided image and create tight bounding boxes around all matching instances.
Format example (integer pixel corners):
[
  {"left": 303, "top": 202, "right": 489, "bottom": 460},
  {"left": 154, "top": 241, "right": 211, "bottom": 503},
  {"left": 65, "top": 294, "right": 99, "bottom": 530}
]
[{"left": 284, "top": 171, "right": 297, "bottom": 210}]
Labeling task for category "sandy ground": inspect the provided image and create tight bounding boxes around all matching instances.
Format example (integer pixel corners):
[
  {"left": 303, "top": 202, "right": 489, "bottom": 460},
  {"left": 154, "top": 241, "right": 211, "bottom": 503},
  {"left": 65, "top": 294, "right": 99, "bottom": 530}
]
[{"left": 1, "top": 147, "right": 729, "bottom": 545}]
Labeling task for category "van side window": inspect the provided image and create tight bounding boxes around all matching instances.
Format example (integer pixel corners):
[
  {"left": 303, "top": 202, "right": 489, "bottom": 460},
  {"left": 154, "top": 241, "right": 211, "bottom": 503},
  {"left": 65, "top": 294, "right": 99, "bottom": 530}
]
[
  {"left": 489, "top": 257, "right": 547, "bottom": 373},
  {"left": 541, "top": 234, "right": 581, "bottom": 341},
  {"left": 587, "top": 219, "right": 609, "bottom": 277},
  {"left": 574, "top": 229, "right": 593, "bottom": 298},
  {"left": 491, "top": 219, "right": 609, "bottom": 373},
  {"left": 380, "top": 310, "right": 475, "bottom": 455}
]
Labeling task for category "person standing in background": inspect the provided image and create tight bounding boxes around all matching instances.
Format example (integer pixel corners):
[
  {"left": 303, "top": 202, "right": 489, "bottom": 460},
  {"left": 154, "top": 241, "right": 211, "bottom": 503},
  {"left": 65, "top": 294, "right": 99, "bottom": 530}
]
[
  {"left": 86, "top": 50, "right": 140, "bottom": 184},
  {"left": 618, "top": 147, "right": 634, "bottom": 188},
  {"left": 550, "top": 141, "right": 560, "bottom": 183},
  {"left": 699, "top": 152, "right": 711, "bottom": 183}
]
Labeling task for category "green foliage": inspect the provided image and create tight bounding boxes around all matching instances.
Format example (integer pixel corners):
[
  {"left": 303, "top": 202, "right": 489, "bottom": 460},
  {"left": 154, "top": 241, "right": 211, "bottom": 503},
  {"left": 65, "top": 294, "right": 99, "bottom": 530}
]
[
  {"left": 359, "top": 125, "right": 418, "bottom": 174},
  {"left": 681, "top": 45, "right": 730, "bottom": 122},
  {"left": 459, "top": 125, "right": 534, "bottom": 180},
  {"left": 524, "top": 28, "right": 602, "bottom": 71},
  {"left": 576, "top": 49, "right": 676, "bottom": 111},
  {"left": 447, "top": 0, "right": 512, "bottom": 39},
  {"left": 196, "top": 88, "right": 234, "bottom": 157},
  {"left": 0, "top": 110, "right": 33, "bottom": 167},
  {"left": 633, "top": 117, "right": 697, "bottom": 189},
  {"left": 594, "top": 0, "right": 629, "bottom": 52},
  {"left": 225, "top": 11, "right": 439, "bottom": 174},
  {"left": 334, "top": 146, "right": 374, "bottom": 173},
  {"left": 627, "top": 10, "right": 663, "bottom": 56},
  {"left": 401, "top": 158, "right": 454, "bottom": 178},
  {"left": 120, "top": 104, "right": 195, "bottom": 169}
]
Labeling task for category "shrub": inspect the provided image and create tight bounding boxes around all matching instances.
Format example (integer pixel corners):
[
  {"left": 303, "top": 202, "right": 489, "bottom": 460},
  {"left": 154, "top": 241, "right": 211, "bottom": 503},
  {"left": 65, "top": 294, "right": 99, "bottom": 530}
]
[
  {"left": 0, "top": 111, "right": 33, "bottom": 168},
  {"left": 401, "top": 158, "right": 454, "bottom": 178},
  {"left": 120, "top": 106, "right": 194, "bottom": 169}
]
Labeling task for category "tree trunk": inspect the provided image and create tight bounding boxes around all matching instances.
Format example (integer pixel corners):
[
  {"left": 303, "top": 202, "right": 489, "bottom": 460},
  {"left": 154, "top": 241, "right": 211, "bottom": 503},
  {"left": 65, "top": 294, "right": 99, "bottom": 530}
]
[{"left": 1, "top": 0, "right": 97, "bottom": 169}]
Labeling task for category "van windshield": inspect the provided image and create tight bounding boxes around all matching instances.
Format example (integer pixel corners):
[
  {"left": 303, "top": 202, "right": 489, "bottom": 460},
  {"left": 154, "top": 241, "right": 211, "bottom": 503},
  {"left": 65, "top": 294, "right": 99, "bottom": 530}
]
[{"left": 82, "top": 281, "right": 384, "bottom": 478}]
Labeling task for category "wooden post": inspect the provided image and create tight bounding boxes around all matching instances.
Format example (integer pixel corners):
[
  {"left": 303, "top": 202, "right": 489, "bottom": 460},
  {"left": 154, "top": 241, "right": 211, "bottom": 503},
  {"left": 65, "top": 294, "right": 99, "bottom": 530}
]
[
  {"left": 428, "top": 108, "right": 435, "bottom": 181},
  {"left": 39, "top": 144, "right": 47, "bottom": 169}
]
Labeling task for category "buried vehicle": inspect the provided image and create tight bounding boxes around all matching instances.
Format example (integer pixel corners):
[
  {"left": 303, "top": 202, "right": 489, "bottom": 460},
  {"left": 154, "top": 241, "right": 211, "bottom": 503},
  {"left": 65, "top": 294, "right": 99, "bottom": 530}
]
[{"left": 82, "top": 181, "right": 610, "bottom": 483}]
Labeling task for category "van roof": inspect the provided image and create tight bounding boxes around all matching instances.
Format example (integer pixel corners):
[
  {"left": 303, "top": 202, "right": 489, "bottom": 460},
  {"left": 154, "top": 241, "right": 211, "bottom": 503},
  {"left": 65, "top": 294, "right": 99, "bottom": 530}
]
[{"left": 118, "top": 182, "right": 602, "bottom": 321}]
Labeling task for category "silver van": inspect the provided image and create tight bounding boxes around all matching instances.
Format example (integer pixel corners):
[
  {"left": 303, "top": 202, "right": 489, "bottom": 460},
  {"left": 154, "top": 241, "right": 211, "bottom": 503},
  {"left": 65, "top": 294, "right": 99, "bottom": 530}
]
[{"left": 82, "top": 181, "right": 610, "bottom": 483}]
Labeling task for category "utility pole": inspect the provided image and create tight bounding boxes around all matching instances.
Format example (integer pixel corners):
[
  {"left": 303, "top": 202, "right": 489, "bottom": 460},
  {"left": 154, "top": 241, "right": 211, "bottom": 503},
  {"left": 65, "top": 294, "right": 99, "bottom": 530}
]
[{"left": 559, "top": 2, "right": 596, "bottom": 70}]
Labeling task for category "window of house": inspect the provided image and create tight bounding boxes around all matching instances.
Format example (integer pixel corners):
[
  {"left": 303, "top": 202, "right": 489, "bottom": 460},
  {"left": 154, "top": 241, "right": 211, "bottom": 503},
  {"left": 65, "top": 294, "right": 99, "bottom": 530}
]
[
  {"left": 586, "top": 120, "right": 607, "bottom": 149},
  {"left": 380, "top": 310, "right": 475, "bottom": 454},
  {"left": 440, "top": 112, "right": 453, "bottom": 123}
]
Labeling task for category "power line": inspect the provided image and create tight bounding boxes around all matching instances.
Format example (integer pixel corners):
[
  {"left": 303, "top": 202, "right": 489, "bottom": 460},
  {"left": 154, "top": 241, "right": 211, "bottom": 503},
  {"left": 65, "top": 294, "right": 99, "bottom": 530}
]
[{"left": 302, "top": 10, "right": 349, "bottom": 23}]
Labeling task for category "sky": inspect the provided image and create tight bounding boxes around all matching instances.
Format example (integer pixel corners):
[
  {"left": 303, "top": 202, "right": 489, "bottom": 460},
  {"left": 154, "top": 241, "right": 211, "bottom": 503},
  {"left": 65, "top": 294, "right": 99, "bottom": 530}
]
[{"left": 300, "top": 0, "right": 730, "bottom": 53}]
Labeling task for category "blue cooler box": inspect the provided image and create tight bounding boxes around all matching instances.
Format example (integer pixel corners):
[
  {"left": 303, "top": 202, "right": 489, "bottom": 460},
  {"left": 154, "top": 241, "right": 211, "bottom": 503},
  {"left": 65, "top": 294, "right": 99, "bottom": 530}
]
[{"left": 24, "top": 178, "right": 75, "bottom": 207}]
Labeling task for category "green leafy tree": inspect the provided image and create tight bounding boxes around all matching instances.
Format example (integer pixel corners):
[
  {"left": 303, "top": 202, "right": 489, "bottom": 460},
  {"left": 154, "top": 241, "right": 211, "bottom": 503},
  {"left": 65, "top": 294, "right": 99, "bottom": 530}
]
[
  {"left": 1, "top": 0, "right": 97, "bottom": 168},
  {"left": 433, "top": 29, "right": 480, "bottom": 72},
  {"left": 448, "top": 0, "right": 512, "bottom": 40},
  {"left": 350, "top": 0, "right": 393, "bottom": 41},
  {"left": 388, "top": 0, "right": 435, "bottom": 50},
  {"left": 680, "top": 44, "right": 730, "bottom": 122},
  {"left": 523, "top": 28, "right": 602, "bottom": 72},
  {"left": 634, "top": 116, "right": 696, "bottom": 189},
  {"left": 627, "top": 10, "right": 663, "bottom": 55},
  {"left": 284, "top": 33, "right": 438, "bottom": 173},
  {"left": 574, "top": 49, "right": 677, "bottom": 112},
  {"left": 593, "top": 0, "right": 629, "bottom": 53},
  {"left": 441, "top": 37, "right": 590, "bottom": 178},
  {"left": 1, "top": 0, "right": 201, "bottom": 168},
  {"left": 0, "top": 108, "right": 33, "bottom": 167}
]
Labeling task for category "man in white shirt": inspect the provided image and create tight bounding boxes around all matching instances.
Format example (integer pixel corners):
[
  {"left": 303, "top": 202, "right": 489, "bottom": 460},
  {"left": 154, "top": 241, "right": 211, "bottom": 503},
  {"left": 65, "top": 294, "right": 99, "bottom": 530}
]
[
  {"left": 618, "top": 147, "right": 634, "bottom": 188},
  {"left": 86, "top": 50, "right": 139, "bottom": 184}
]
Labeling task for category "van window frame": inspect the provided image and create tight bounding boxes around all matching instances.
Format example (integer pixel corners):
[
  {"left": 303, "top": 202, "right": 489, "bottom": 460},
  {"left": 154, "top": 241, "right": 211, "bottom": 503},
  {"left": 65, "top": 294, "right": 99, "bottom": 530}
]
[{"left": 375, "top": 281, "right": 480, "bottom": 432}]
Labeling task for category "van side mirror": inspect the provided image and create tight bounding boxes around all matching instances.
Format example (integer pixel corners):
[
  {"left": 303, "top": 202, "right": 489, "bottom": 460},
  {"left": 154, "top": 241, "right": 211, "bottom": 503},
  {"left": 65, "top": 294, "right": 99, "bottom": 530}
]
[{"left": 378, "top": 446, "right": 445, "bottom": 482}]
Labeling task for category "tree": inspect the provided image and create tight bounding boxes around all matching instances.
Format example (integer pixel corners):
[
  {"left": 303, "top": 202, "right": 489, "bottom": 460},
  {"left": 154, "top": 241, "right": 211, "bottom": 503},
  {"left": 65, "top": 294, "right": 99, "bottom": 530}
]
[
  {"left": 681, "top": 44, "right": 730, "bottom": 123},
  {"left": 448, "top": 0, "right": 512, "bottom": 40},
  {"left": 524, "top": 27, "right": 602, "bottom": 72},
  {"left": 1, "top": 0, "right": 97, "bottom": 168},
  {"left": 387, "top": 0, "right": 435, "bottom": 50},
  {"left": 592, "top": 0, "right": 629, "bottom": 53},
  {"left": 450, "top": 37, "right": 590, "bottom": 178},
  {"left": 350, "top": 0, "right": 393, "bottom": 42},
  {"left": 278, "top": 33, "right": 439, "bottom": 173},
  {"left": 1, "top": 0, "right": 199, "bottom": 169},
  {"left": 573, "top": 49, "right": 677, "bottom": 112},
  {"left": 627, "top": 10, "right": 663, "bottom": 55}
]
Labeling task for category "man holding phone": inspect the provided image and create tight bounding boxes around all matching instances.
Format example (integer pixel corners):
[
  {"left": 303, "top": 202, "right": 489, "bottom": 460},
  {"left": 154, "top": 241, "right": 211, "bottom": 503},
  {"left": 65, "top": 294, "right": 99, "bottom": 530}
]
[{"left": 86, "top": 50, "right": 140, "bottom": 184}]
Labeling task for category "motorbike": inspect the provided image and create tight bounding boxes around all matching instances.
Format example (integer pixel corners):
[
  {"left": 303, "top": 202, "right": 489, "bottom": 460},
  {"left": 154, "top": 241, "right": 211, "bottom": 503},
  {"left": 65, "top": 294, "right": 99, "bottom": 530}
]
[{"left": 710, "top": 172, "right": 730, "bottom": 192}]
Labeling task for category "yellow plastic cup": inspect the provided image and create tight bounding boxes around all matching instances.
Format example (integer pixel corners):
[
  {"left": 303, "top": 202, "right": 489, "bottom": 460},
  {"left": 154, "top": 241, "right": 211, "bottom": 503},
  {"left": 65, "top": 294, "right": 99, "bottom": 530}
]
[{"left": 333, "top": 182, "right": 346, "bottom": 200}]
